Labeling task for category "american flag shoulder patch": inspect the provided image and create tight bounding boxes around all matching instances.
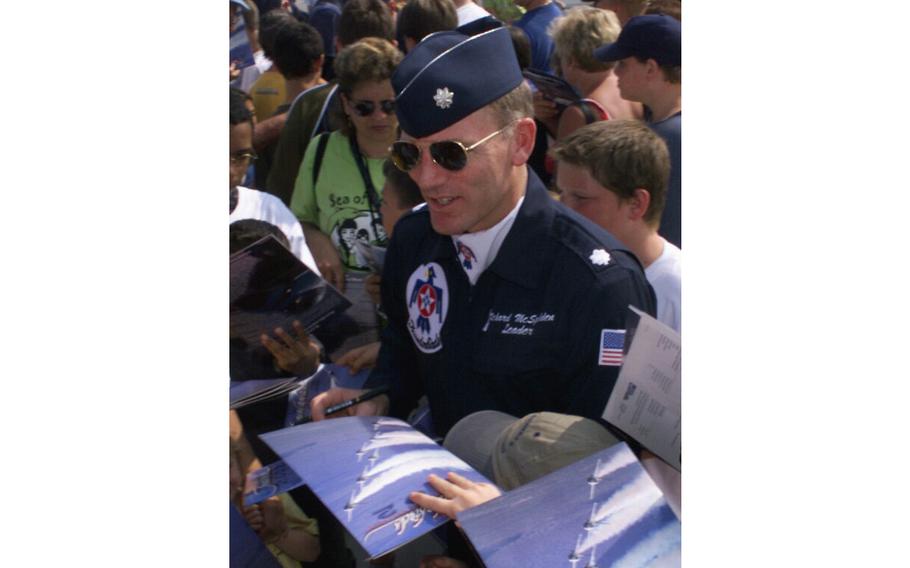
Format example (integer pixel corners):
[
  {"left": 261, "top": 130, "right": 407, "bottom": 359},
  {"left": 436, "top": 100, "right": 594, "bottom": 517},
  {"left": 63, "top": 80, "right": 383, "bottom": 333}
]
[{"left": 599, "top": 329, "right": 625, "bottom": 366}]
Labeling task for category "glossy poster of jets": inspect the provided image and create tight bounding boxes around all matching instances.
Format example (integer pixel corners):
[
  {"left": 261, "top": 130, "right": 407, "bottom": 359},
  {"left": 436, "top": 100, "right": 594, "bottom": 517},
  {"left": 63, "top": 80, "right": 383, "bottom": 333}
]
[
  {"left": 260, "top": 416, "right": 491, "bottom": 560},
  {"left": 229, "top": 235, "right": 352, "bottom": 355},
  {"left": 458, "top": 442, "right": 681, "bottom": 568}
]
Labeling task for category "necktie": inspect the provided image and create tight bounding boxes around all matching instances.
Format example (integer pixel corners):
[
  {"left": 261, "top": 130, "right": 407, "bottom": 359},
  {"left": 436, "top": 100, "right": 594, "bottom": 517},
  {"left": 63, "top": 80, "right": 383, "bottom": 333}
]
[{"left": 456, "top": 240, "right": 476, "bottom": 270}]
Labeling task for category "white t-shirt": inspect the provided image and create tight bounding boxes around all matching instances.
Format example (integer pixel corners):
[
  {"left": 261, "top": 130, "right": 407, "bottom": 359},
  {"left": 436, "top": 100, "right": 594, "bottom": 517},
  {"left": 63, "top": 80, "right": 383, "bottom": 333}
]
[
  {"left": 451, "top": 196, "right": 525, "bottom": 286},
  {"left": 230, "top": 186, "right": 321, "bottom": 275},
  {"left": 644, "top": 238, "right": 681, "bottom": 332},
  {"left": 456, "top": 2, "right": 491, "bottom": 26}
]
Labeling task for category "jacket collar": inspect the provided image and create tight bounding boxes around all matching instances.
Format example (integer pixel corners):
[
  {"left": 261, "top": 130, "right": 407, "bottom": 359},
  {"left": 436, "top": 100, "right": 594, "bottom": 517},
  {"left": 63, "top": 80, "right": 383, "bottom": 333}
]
[
  {"left": 487, "top": 168, "right": 554, "bottom": 289},
  {"left": 423, "top": 168, "right": 554, "bottom": 289}
]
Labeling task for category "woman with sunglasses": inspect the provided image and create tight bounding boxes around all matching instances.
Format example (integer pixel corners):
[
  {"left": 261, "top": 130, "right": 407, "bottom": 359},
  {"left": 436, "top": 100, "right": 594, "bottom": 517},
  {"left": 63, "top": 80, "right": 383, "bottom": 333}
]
[{"left": 290, "top": 37, "right": 403, "bottom": 356}]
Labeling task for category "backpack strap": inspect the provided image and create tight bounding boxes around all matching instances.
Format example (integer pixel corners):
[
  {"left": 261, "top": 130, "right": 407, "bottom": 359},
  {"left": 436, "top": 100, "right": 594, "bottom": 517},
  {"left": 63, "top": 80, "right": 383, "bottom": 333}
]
[
  {"left": 311, "top": 131, "right": 331, "bottom": 187},
  {"left": 309, "top": 84, "right": 339, "bottom": 140},
  {"left": 571, "top": 98, "right": 610, "bottom": 124}
]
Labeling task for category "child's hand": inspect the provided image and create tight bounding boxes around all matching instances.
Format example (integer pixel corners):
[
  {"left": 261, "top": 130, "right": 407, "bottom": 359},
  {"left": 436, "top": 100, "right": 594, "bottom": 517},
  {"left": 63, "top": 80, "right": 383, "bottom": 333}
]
[
  {"left": 335, "top": 342, "right": 380, "bottom": 374},
  {"left": 533, "top": 90, "right": 560, "bottom": 122},
  {"left": 242, "top": 503, "right": 264, "bottom": 532},
  {"left": 409, "top": 472, "right": 502, "bottom": 524},
  {"left": 259, "top": 496, "right": 289, "bottom": 543},
  {"left": 261, "top": 320, "right": 321, "bottom": 377},
  {"left": 365, "top": 272, "right": 382, "bottom": 305}
]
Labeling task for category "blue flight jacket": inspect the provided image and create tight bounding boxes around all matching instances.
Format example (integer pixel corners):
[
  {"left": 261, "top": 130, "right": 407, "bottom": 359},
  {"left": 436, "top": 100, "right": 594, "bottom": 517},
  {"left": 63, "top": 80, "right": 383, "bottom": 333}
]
[{"left": 364, "top": 169, "right": 657, "bottom": 436}]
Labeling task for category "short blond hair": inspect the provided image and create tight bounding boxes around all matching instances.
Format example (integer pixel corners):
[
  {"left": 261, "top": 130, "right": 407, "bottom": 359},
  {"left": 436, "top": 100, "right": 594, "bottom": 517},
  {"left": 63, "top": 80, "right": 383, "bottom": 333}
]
[{"left": 550, "top": 6, "right": 622, "bottom": 73}]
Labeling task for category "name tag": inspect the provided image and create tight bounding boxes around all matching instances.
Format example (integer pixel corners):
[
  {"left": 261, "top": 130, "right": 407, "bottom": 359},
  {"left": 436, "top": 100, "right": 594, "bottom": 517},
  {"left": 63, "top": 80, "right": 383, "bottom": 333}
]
[{"left": 481, "top": 310, "right": 556, "bottom": 337}]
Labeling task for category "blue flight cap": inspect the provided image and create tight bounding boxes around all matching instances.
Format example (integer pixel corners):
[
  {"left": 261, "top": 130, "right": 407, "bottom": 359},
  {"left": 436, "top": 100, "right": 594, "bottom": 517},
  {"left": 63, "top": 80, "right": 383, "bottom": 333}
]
[
  {"left": 593, "top": 14, "right": 681, "bottom": 67},
  {"left": 230, "top": 0, "right": 250, "bottom": 11},
  {"left": 393, "top": 27, "right": 523, "bottom": 138}
]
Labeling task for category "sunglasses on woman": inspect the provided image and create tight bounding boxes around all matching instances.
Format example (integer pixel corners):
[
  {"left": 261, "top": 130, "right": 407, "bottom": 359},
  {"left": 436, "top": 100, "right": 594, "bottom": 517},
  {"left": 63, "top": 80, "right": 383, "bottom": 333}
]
[
  {"left": 388, "top": 122, "right": 515, "bottom": 173},
  {"left": 351, "top": 99, "right": 396, "bottom": 117}
]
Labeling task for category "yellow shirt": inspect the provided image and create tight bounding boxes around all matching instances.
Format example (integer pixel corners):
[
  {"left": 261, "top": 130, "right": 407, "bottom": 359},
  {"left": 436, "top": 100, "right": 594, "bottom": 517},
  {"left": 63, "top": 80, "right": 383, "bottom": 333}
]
[
  {"left": 251, "top": 70, "right": 287, "bottom": 121},
  {"left": 266, "top": 493, "right": 319, "bottom": 568}
]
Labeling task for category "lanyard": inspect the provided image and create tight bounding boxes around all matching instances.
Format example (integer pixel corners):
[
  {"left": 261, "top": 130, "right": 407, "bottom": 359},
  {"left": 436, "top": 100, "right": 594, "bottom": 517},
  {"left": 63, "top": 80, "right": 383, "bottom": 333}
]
[{"left": 347, "top": 135, "right": 386, "bottom": 245}]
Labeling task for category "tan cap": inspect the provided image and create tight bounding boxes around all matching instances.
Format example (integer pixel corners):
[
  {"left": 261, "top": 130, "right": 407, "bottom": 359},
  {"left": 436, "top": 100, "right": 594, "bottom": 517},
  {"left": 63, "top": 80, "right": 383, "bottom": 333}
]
[{"left": 444, "top": 410, "right": 620, "bottom": 491}]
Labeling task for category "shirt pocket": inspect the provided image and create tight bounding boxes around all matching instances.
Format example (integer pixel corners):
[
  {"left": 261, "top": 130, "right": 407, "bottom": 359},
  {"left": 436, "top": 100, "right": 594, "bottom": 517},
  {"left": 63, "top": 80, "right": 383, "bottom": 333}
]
[{"left": 469, "top": 323, "right": 564, "bottom": 415}]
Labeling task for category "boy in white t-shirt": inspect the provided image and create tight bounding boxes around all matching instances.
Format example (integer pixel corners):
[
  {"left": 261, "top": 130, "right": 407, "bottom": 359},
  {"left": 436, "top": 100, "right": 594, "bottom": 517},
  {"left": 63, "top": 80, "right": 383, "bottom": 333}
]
[
  {"left": 552, "top": 119, "right": 680, "bottom": 331},
  {"left": 230, "top": 87, "right": 320, "bottom": 275}
]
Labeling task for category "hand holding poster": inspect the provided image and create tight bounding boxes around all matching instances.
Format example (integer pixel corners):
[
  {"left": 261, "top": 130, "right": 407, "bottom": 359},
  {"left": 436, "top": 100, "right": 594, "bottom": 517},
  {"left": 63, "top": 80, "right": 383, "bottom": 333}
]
[
  {"left": 522, "top": 68, "right": 582, "bottom": 107},
  {"left": 261, "top": 416, "right": 491, "bottom": 560},
  {"left": 230, "top": 235, "right": 352, "bottom": 380}
]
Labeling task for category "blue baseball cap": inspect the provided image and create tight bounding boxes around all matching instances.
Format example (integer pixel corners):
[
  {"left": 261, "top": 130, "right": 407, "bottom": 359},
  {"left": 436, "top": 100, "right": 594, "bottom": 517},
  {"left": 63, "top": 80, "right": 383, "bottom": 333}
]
[
  {"left": 594, "top": 14, "right": 681, "bottom": 67},
  {"left": 393, "top": 27, "right": 523, "bottom": 138}
]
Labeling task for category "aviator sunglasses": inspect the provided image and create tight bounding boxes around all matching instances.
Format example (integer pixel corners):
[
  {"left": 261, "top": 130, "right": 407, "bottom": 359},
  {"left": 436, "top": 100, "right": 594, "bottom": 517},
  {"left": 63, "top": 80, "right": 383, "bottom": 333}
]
[
  {"left": 388, "top": 121, "right": 516, "bottom": 173},
  {"left": 351, "top": 99, "right": 396, "bottom": 117}
]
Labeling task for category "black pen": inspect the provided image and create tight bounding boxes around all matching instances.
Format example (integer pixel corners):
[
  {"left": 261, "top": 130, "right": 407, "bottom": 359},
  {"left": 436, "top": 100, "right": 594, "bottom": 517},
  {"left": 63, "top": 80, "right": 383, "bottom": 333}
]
[{"left": 324, "top": 385, "right": 391, "bottom": 416}]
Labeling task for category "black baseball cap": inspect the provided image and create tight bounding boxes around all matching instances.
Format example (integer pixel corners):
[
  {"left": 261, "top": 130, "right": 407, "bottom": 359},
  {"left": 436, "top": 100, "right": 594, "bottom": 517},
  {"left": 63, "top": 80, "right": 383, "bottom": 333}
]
[{"left": 594, "top": 14, "right": 681, "bottom": 66}]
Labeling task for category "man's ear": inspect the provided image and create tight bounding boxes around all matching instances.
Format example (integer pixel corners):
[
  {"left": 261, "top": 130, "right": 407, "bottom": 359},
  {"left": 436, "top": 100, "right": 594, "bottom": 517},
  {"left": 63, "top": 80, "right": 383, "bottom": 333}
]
[
  {"left": 627, "top": 188, "right": 652, "bottom": 221},
  {"left": 645, "top": 58, "right": 661, "bottom": 78},
  {"left": 312, "top": 54, "right": 325, "bottom": 75},
  {"left": 511, "top": 117, "right": 537, "bottom": 166}
]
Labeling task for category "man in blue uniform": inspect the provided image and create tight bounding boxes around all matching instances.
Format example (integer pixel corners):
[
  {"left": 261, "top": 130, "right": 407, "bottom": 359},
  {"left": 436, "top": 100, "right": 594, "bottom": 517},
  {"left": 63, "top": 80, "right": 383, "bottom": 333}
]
[{"left": 312, "top": 27, "right": 655, "bottom": 437}]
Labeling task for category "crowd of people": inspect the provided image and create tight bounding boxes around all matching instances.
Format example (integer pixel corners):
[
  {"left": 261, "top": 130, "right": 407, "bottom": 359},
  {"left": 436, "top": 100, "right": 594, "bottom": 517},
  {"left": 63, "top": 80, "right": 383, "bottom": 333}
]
[{"left": 229, "top": 0, "right": 681, "bottom": 565}]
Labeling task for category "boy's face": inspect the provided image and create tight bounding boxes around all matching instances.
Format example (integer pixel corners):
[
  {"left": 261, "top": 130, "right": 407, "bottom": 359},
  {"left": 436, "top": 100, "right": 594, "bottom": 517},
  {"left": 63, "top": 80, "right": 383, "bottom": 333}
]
[
  {"left": 614, "top": 56, "right": 650, "bottom": 103},
  {"left": 557, "top": 161, "right": 632, "bottom": 240},
  {"left": 229, "top": 121, "right": 254, "bottom": 190}
]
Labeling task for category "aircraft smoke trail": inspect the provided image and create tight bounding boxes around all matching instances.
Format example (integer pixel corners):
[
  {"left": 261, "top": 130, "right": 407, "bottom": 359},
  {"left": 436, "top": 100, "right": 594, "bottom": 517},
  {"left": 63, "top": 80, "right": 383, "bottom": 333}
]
[{"left": 352, "top": 450, "right": 474, "bottom": 503}]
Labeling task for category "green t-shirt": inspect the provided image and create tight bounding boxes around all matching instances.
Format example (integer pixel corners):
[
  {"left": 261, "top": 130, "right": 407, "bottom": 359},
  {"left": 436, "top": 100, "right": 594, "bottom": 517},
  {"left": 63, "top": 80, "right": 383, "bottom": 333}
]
[{"left": 290, "top": 131, "right": 388, "bottom": 272}]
